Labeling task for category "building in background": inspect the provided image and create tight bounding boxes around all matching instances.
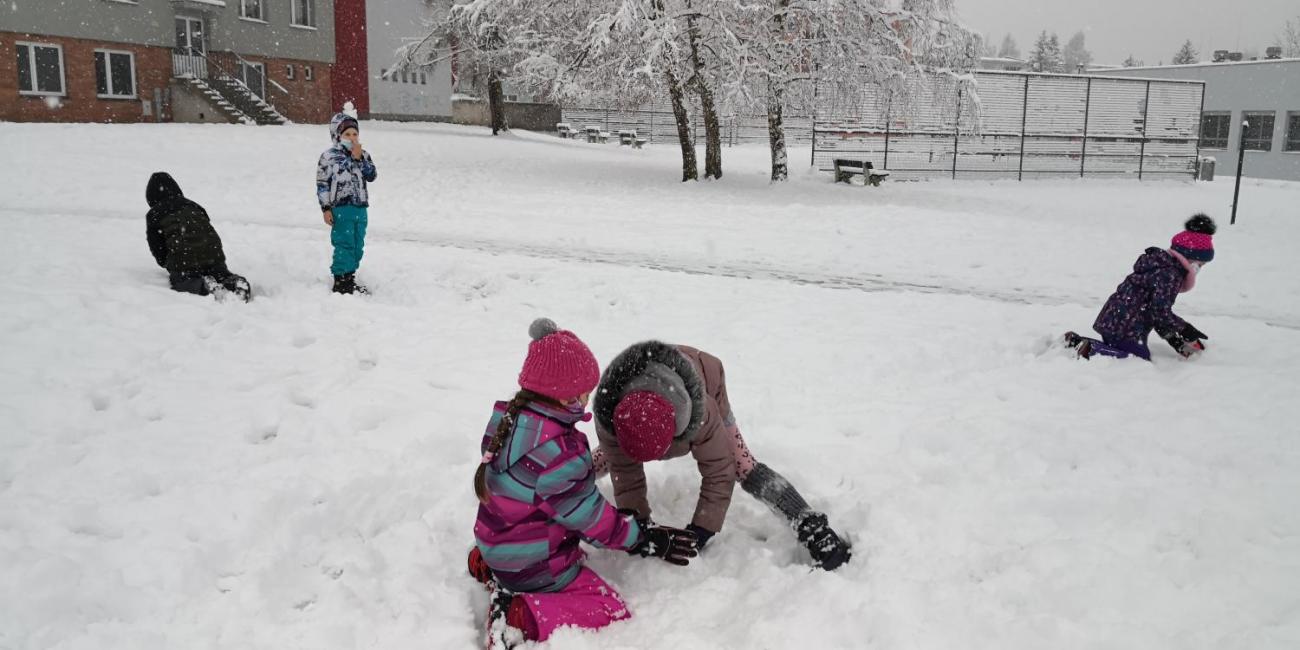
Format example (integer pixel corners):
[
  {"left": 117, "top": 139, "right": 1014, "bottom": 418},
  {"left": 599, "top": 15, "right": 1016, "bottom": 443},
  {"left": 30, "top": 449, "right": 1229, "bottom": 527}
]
[
  {"left": 3, "top": 0, "right": 335, "bottom": 124},
  {"left": 978, "top": 57, "right": 1026, "bottom": 72},
  {"left": 333, "top": 0, "right": 454, "bottom": 121},
  {"left": 1093, "top": 58, "right": 1300, "bottom": 181}
]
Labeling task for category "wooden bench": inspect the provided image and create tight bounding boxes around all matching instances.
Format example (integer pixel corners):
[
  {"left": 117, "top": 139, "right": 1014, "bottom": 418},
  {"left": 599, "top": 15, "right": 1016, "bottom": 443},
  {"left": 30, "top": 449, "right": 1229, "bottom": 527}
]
[
  {"left": 585, "top": 126, "right": 601, "bottom": 143},
  {"left": 598, "top": 131, "right": 611, "bottom": 144},
  {"left": 618, "top": 130, "right": 636, "bottom": 146},
  {"left": 833, "top": 158, "right": 890, "bottom": 186},
  {"left": 556, "top": 122, "right": 573, "bottom": 138},
  {"left": 633, "top": 137, "right": 647, "bottom": 149}
]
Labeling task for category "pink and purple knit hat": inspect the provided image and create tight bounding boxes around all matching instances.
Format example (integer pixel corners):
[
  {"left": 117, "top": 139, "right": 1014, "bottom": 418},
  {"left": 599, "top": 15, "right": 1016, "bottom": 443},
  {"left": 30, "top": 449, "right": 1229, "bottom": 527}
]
[
  {"left": 517, "top": 318, "right": 600, "bottom": 402},
  {"left": 1170, "top": 214, "right": 1216, "bottom": 264}
]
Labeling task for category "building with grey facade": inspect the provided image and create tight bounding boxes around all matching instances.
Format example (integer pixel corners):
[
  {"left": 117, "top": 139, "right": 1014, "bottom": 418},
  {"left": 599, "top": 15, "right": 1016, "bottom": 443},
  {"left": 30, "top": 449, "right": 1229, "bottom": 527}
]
[
  {"left": 332, "top": 0, "right": 454, "bottom": 122},
  {"left": 1094, "top": 59, "right": 1300, "bottom": 181},
  {"left": 3, "top": 0, "right": 336, "bottom": 124}
]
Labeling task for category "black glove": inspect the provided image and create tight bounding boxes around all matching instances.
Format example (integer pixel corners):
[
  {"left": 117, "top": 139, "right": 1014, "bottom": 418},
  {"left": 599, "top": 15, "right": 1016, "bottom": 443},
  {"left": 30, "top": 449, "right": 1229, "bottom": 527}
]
[
  {"left": 1159, "top": 328, "right": 1204, "bottom": 358},
  {"left": 1181, "top": 323, "right": 1208, "bottom": 344},
  {"left": 685, "top": 524, "right": 715, "bottom": 550},
  {"left": 628, "top": 526, "right": 699, "bottom": 566}
]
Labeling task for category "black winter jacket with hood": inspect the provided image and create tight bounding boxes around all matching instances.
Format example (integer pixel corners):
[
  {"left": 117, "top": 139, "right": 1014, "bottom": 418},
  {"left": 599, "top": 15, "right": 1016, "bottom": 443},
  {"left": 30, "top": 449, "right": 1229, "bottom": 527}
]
[{"left": 146, "top": 172, "right": 227, "bottom": 274}]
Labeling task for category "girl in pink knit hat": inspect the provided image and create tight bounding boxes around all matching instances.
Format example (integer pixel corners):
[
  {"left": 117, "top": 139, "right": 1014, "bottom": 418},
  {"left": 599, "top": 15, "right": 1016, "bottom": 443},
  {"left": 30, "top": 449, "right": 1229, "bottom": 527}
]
[
  {"left": 469, "top": 318, "right": 698, "bottom": 649},
  {"left": 1065, "top": 214, "right": 1216, "bottom": 361}
]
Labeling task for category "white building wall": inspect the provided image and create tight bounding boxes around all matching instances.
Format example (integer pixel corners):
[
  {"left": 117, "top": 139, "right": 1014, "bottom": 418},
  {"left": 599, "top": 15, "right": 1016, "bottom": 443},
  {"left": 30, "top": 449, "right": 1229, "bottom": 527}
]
[
  {"left": 366, "top": 0, "right": 453, "bottom": 120},
  {"left": 1094, "top": 60, "right": 1300, "bottom": 181}
]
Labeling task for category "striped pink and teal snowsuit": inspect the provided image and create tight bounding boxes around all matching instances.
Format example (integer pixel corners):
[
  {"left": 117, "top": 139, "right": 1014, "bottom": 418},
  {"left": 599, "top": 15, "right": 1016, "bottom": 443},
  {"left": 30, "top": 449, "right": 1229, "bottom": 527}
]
[{"left": 474, "top": 400, "right": 643, "bottom": 594}]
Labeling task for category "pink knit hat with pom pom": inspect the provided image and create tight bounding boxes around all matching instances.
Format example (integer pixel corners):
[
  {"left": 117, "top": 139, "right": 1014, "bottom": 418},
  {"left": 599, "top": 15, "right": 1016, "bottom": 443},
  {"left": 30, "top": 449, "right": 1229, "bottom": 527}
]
[
  {"left": 1171, "top": 214, "right": 1216, "bottom": 263},
  {"left": 517, "top": 318, "right": 600, "bottom": 402}
]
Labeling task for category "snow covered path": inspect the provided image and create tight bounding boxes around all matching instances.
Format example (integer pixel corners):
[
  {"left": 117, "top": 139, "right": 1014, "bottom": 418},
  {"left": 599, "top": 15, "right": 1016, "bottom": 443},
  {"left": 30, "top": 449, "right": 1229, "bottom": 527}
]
[{"left": 3, "top": 122, "right": 1299, "bottom": 649}]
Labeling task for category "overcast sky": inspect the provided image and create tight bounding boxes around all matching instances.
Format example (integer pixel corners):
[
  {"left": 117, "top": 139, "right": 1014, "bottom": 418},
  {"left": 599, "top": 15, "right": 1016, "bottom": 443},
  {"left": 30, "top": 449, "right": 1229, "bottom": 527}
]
[{"left": 956, "top": 0, "right": 1299, "bottom": 66}]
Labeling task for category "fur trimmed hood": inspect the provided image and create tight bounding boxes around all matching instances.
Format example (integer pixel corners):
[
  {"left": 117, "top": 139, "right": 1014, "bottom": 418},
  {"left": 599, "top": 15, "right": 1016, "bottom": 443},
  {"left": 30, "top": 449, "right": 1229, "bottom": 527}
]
[{"left": 594, "top": 341, "right": 706, "bottom": 443}]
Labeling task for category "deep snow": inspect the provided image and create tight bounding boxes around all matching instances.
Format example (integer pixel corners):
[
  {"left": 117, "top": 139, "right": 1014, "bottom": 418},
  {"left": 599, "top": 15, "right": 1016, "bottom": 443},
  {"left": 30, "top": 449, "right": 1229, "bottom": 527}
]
[{"left": 2, "top": 121, "right": 1298, "bottom": 650}]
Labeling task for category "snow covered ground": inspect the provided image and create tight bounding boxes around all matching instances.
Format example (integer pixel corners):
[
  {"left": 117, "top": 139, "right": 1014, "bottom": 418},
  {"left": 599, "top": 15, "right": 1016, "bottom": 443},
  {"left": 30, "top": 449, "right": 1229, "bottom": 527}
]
[{"left": 2, "top": 121, "right": 1298, "bottom": 650}]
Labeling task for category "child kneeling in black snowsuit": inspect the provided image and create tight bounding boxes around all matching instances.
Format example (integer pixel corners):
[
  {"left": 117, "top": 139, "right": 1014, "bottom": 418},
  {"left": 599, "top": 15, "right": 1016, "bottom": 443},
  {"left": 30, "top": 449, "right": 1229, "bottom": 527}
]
[{"left": 145, "top": 172, "right": 251, "bottom": 302}]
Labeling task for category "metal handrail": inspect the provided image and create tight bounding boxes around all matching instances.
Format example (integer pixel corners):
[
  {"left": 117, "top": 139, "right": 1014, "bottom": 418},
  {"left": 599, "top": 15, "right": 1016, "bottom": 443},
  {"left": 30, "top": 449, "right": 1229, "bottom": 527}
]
[{"left": 187, "top": 49, "right": 291, "bottom": 109}]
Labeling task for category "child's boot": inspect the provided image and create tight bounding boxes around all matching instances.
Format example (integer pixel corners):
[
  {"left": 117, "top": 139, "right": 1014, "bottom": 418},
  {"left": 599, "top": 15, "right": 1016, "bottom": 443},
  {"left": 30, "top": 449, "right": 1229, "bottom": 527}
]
[
  {"left": 484, "top": 587, "right": 527, "bottom": 649},
  {"left": 1063, "top": 331, "right": 1093, "bottom": 359},
  {"left": 796, "top": 512, "right": 852, "bottom": 571},
  {"left": 332, "top": 275, "right": 352, "bottom": 294},
  {"left": 345, "top": 273, "right": 369, "bottom": 295}
]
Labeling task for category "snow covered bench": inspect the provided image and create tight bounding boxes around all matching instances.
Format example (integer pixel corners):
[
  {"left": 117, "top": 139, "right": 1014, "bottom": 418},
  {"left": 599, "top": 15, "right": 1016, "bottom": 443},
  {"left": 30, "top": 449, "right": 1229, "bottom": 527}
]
[
  {"left": 618, "top": 130, "right": 636, "bottom": 146},
  {"left": 585, "top": 126, "right": 601, "bottom": 143},
  {"left": 556, "top": 122, "right": 574, "bottom": 138},
  {"left": 633, "top": 137, "right": 647, "bottom": 149},
  {"left": 833, "top": 158, "right": 889, "bottom": 187}
]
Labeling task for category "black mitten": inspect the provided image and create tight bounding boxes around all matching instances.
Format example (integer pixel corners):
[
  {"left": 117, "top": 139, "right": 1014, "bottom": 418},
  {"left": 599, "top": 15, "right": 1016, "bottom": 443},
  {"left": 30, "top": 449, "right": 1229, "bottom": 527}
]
[{"left": 628, "top": 526, "right": 699, "bottom": 566}]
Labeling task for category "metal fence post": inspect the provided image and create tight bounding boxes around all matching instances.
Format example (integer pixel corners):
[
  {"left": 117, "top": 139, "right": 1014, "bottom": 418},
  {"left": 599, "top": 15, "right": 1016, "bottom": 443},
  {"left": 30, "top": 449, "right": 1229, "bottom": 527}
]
[
  {"left": 1018, "top": 76, "right": 1030, "bottom": 181},
  {"left": 952, "top": 87, "right": 962, "bottom": 180},
  {"left": 1138, "top": 81, "right": 1151, "bottom": 180},
  {"left": 1080, "top": 78, "right": 1092, "bottom": 177},
  {"left": 883, "top": 103, "right": 891, "bottom": 170}
]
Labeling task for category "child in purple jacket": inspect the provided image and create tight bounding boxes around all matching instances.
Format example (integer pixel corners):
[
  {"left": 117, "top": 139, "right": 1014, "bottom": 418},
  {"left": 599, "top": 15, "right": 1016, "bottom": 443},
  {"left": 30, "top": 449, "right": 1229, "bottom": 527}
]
[
  {"left": 469, "top": 318, "right": 697, "bottom": 648},
  {"left": 1065, "top": 215, "right": 1216, "bottom": 361}
]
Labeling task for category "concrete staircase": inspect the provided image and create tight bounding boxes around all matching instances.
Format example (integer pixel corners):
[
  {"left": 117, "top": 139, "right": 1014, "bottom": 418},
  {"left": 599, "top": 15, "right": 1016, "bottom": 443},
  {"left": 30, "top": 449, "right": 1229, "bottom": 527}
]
[
  {"left": 177, "top": 76, "right": 257, "bottom": 125},
  {"left": 205, "top": 75, "right": 289, "bottom": 126}
]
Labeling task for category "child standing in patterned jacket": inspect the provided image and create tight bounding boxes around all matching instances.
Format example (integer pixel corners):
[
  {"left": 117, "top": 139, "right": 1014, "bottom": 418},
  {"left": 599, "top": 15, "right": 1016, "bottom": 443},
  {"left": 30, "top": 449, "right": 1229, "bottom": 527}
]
[
  {"left": 469, "top": 318, "right": 698, "bottom": 648},
  {"left": 317, "top": 112, "right": 377, "bottom": 294},
  {"left": 1066, "top": 214, "right": 1217, "bottom": 360}
]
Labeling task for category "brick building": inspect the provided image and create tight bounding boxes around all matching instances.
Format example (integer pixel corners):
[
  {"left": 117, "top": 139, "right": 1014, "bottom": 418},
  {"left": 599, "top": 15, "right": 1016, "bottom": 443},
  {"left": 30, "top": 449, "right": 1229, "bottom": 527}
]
[{"left": 3, "top": 0, "right": 336, "bottom": 124}]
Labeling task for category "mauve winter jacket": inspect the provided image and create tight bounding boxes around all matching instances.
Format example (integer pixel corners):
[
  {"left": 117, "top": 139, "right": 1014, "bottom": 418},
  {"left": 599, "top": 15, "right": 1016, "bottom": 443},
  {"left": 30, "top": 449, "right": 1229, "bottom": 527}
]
[{"left": 594, "top": 343, "right": 738, "bottom": 533}]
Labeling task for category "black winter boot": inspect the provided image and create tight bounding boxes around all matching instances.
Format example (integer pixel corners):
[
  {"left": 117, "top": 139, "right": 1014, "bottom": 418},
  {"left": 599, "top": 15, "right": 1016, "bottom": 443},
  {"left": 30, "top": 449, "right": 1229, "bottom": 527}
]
[
  {"left": 796, "top": 512, "right": 852, "bottom": 571},
  {"left": 346, "top": 273, "right": 369, "bottom": 295},
  {"left": 332, "top": 275, "right": 353, "bottom": 294}
]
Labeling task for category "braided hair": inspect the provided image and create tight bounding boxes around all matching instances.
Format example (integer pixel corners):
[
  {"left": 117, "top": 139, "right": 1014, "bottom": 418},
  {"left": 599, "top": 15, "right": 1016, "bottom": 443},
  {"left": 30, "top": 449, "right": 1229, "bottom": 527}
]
[{"left": 474, "top": 389, "right": 566, "bottom": 503}]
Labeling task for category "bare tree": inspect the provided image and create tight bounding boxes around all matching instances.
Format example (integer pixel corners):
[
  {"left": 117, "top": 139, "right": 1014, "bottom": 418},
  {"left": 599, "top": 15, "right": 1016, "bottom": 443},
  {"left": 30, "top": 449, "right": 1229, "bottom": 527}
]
[
  {"left": 1280, "top": 16, "right": 1300, "bottom": 56},
  {"left": 732, "top": 0, "right": 977, "bottom": 181}
]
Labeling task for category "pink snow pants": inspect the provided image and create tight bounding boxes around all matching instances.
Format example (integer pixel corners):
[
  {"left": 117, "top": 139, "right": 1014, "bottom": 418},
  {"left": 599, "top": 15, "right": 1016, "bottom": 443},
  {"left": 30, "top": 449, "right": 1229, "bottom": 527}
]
[{"left": 514, "top": 567, "right": 631, "bottom": 641}]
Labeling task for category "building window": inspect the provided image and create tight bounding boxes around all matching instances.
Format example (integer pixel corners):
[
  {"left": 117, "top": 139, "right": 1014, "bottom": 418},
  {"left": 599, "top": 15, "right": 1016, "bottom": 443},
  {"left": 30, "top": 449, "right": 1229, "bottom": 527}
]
[
  {"left": 240, "top": 0, "right": 264, "bottom": 21},
  {"left": 291, "top": 0, "right": 315, "bottom": 28},
  {"left": 1242, "top": 112, "right": 1275, "bottom": 151},
  {"left": 286, "top": 64, "right": 295, "bottom": 80},
  {"left": 304, "top": 66, "right": 314, "bottom": 81},
  {"left": 16, "top": 43, "right": 66, "bottom": 96},
  {"left": 1286, "top": 112, "right": 1300, "bottom": 152},
  {"left": 1198, "top": 112, "right": 1230, "bottom": 149},
  {"left": 94, "top": 50, "right": 136, "bottom": 99},
  {"left": 420, "top": 73, "right": 427, "bottom": 85}
]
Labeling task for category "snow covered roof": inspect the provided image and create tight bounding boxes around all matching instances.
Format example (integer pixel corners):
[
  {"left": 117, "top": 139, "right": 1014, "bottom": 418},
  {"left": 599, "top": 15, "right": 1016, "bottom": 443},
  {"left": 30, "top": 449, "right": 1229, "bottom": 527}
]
[
  {"left": 1114, "top": 58, "right": 1300, "bottom": 71},
  {"left": 977, "top": 68, "right": 1204, "bottom": 85}
]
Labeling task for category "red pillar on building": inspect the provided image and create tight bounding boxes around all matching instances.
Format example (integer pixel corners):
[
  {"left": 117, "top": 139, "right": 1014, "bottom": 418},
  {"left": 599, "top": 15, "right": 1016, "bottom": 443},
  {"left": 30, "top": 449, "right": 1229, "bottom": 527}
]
[{"left": 332, "top": 0, "right": 370, "bottom": 116}]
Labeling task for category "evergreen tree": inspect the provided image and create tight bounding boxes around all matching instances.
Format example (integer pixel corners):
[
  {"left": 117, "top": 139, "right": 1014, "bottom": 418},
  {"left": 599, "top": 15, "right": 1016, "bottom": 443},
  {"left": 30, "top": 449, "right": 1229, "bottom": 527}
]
[
  {"left": 1173, "top": 39, "right": 1198, "bottom": 64},
  {"left": 998, "top": 33, "right": 1020, "bottom": 59},
  {"left": 1029, "top": 31, "right": 1063, "bottom": 72},
  {"left": 1062, "top": 31, "right": 1093, "bottom": 72}
]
